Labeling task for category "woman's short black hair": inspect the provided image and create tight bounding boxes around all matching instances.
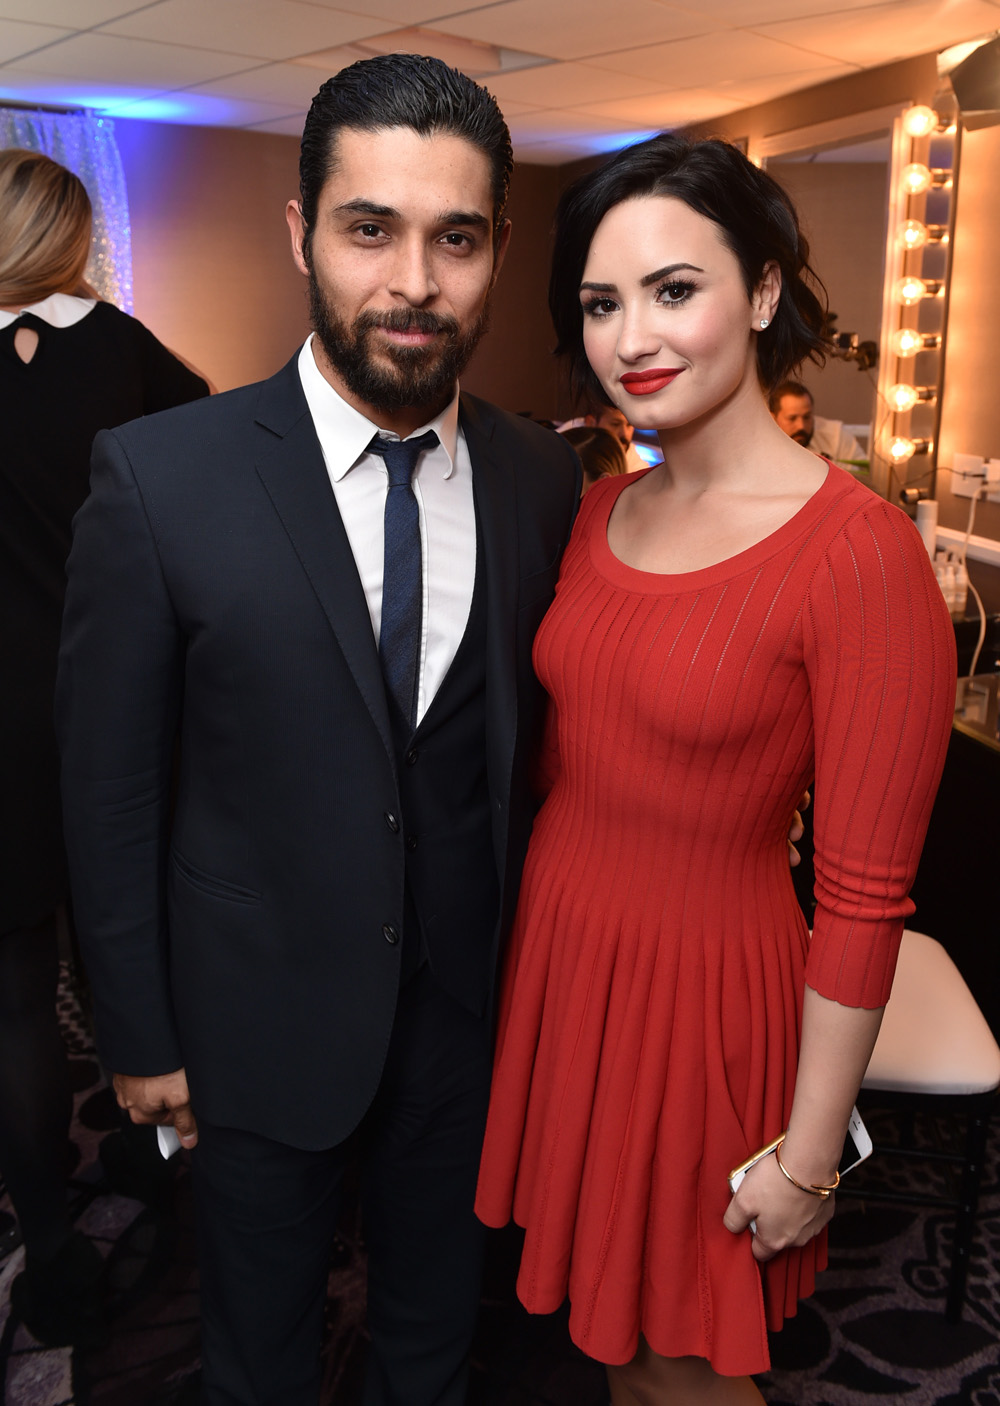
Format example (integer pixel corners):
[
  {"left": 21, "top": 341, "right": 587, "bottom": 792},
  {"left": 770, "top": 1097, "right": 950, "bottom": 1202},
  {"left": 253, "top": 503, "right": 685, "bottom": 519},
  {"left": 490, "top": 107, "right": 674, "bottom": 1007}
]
[
  {"left": 299, "top": 53, "right": 512, "bottom": 256},
  {"left": 549, "top": 132, "right": 828, "bottom": 403}
]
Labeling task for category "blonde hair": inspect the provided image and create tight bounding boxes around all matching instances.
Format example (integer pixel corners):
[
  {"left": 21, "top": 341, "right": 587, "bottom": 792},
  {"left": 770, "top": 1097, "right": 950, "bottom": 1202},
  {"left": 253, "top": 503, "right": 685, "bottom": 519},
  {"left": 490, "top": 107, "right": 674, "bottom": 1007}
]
[{"left": 0, "top": 148, "right": 93, "bottom": 304}]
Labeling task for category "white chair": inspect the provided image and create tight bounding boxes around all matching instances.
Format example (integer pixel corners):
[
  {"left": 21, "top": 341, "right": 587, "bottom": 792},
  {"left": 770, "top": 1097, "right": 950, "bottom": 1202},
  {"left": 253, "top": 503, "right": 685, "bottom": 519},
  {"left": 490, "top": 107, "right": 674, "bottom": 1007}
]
[{"left": 848, "top": 929, "right": 1000, "bottom": 1320}]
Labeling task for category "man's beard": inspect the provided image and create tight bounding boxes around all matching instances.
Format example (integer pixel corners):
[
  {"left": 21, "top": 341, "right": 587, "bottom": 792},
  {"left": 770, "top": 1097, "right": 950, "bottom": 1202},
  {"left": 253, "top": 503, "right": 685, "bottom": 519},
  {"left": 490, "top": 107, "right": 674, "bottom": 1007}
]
[
  {"left": 308, "top": 268, "right": 490, "bottom": 417},
  {"left": 792, "top": 428, "right": 813, "bottom": 447}
]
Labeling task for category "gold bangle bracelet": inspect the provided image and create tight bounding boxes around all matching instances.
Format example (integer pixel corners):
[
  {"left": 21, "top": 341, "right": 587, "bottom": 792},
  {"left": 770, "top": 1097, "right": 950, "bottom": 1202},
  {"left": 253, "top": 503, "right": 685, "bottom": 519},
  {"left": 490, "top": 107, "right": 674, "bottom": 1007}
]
[{"left": 774, "top": 1138, "right": 840, "bottom": 1199}]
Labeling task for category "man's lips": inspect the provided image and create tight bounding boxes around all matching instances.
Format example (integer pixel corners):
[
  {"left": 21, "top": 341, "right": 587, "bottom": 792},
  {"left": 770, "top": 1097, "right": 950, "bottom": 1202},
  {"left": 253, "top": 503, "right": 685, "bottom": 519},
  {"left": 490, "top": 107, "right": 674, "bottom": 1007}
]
[
  {"left": 379, "top": 327, "right": 440, "bottom": 347},
  {"left": 619, "top": 368, "right": 683, "bottom": 396}
]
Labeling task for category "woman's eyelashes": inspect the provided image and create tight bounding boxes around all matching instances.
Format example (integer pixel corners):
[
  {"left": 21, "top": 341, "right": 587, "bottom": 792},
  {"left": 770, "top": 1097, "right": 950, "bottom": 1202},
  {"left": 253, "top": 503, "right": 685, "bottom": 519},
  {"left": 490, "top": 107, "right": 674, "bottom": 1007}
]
[
  {"left": 655, "top": 277, "right": 696, "bottom": 306},
  {"left": 581, "top": 295, "right": 619, "bottom": 319},
  {"left": 580, "top": 279, "right": 698, "bottom": 319}
]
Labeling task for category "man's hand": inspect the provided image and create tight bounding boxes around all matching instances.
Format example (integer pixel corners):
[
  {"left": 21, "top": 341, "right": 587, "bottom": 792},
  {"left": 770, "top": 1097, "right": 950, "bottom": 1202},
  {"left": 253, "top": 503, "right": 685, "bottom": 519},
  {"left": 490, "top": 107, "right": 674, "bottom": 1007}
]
[
  {"left": 113, "top": 1068, "right": 198, "bottom": 1148},
  {"left": 788, "top": 789, "right": 811, "bottom": 868}
]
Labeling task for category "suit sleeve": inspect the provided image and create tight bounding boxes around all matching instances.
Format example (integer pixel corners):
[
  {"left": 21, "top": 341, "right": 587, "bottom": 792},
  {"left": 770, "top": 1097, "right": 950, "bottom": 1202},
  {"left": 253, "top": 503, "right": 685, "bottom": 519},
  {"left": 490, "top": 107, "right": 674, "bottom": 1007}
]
[
  {"left": 56, "top": 427, "right": 184, "bottom": 1074},
  {"left": 802, "top": 500, "right": 956, "bottom": 1008}
]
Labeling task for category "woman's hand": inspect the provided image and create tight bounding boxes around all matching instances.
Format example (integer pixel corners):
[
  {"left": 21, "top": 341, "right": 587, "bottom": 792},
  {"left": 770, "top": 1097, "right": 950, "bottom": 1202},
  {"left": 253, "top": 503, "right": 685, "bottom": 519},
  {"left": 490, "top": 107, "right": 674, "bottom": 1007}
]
[{"left": 723, "top": 1147, "right": 834, "bottom": 1262}]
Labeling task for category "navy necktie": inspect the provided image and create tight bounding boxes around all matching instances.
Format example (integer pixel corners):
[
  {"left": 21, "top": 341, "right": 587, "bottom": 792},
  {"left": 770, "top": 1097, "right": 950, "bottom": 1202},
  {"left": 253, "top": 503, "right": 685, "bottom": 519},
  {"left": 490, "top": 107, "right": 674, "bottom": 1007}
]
[{"left": 367, "top": 430, "right": 439, "bottom": 730}]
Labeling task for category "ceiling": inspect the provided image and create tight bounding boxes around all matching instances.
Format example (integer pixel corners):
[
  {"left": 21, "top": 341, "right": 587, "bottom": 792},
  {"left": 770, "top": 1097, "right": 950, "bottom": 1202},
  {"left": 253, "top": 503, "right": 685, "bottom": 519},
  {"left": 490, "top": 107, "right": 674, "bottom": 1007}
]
[{"left": 0, "top": 0, "right": 997, "bottom": 163}]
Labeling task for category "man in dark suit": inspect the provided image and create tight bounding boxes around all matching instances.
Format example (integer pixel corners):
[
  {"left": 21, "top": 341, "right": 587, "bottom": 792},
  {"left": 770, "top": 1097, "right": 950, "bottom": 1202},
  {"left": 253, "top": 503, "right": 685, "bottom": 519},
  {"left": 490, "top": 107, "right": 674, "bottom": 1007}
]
[{"left": 56, "top": 54, "right": 579, "bottom": 1406}]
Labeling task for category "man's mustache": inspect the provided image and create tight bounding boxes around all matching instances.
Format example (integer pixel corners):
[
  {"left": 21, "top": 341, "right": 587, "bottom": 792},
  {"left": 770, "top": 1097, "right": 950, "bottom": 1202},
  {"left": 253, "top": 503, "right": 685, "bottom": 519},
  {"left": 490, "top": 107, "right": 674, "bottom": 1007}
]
[{"left": 356, "top": 308, "right": 460, "bottom": 338}]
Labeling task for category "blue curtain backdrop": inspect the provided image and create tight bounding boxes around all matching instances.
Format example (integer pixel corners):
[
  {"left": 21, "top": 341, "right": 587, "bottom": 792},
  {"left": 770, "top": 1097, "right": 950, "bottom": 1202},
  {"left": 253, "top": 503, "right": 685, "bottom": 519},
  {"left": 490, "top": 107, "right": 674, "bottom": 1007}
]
[{"left": 0, "top": 108, "right": 133, "bottom": 312}]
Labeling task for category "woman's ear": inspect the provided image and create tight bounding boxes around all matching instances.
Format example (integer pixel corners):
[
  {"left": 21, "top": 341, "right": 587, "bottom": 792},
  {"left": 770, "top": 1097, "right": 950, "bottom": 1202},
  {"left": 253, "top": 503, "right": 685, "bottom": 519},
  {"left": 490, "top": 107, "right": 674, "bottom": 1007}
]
[{"left": 753, "top": 261, "right": 781, "bottom": 329}]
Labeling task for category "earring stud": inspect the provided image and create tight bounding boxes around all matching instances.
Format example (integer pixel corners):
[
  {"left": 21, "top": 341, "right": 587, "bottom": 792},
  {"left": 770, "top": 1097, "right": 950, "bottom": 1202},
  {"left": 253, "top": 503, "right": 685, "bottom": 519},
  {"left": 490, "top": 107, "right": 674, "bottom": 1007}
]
[{"left": 759, "top": 318, "right": 770, "bottom": 329}]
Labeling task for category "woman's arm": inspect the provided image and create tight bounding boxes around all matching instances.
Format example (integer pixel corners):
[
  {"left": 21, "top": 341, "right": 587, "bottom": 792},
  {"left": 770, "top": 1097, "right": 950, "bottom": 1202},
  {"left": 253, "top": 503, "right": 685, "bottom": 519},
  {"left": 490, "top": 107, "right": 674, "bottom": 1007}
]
[{"left": 726, "top": 494, "right": 956, "bottom": 1258}]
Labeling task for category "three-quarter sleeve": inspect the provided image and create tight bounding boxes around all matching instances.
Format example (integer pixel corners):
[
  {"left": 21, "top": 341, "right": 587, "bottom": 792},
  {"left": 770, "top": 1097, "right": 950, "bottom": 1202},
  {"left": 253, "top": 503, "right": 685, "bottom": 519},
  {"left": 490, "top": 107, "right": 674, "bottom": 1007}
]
[{"left": 802, "top": 500, "right": 956, "bottom": 1008}]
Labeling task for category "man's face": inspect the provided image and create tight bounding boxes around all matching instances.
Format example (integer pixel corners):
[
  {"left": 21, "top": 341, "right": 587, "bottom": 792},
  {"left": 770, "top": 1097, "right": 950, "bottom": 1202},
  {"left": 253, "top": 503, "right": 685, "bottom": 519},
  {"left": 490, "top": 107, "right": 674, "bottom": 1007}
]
[
  {"left": 287, "top": 126, "right": 510, "bottom": 434},
  {"left": 773, "top": 393, "right": 814, "bottom": 447},
  {"left": 596, "top": 405, "right": 633, "bottom": 451}
]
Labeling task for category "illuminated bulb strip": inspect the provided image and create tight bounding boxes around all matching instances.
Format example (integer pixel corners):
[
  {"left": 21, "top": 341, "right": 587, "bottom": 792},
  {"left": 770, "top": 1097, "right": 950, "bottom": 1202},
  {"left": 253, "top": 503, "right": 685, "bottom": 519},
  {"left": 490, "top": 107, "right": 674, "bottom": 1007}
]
[
  {"left": 902, "top": 105, "right": 939, "bottom": 138},
  {"left": 894, "top": 276, "right": 945, "bottom": 305},
  {"left": 897, "top": 220, "right": 949, "bottom": 250},
  {"left": 891, "top": 328, "right": 941, "bottom": 358},
  {"left": 888, "top": 383, "right": 937, "bottom": 412},
  {"left": 900, "top": 163, "right": 954, "bottom": 195},
  {"left": 901, "top": 163, "right": 933, "bottom": 195},
  {"left": 888, "top": 436, "right": 932, "bottom": 463}
]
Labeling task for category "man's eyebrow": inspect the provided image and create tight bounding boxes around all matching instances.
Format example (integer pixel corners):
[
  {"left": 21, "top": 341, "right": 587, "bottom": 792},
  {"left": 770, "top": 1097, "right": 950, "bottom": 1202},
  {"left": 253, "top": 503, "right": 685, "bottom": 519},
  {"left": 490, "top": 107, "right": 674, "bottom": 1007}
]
[
  {"left": 439, "top": 210, "right": 491, "bottom": 231},
  {"left": 333, "top": 200, "right": 490, "bottom": 231},
  {"left": 336, "top": 199, "right": 400, "bottom": 219}
]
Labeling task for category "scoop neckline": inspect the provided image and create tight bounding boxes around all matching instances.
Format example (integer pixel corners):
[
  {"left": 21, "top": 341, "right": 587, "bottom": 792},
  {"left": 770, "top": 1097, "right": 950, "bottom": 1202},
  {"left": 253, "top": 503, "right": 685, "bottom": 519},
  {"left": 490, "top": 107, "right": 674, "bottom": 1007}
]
[{"left": 590, "top": 460, "right": 847, "bottom": 593}]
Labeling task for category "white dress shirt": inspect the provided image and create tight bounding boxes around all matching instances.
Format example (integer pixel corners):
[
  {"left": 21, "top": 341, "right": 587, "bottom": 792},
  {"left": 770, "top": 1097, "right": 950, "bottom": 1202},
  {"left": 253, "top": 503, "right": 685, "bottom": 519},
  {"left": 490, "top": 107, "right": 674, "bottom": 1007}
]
[
  {"left": 0, "top": 291, "right": 96, "bottom": 329},
  {"left": 297, "top": 335, "right": 477, "bottom": 727}
]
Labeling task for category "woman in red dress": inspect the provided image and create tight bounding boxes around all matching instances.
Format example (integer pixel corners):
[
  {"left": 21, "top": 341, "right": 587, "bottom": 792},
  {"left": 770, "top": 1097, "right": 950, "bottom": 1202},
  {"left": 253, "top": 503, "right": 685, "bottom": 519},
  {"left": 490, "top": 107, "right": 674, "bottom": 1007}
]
[{"left": 475, "top": 134, "right": 956, "bottom": 1404}]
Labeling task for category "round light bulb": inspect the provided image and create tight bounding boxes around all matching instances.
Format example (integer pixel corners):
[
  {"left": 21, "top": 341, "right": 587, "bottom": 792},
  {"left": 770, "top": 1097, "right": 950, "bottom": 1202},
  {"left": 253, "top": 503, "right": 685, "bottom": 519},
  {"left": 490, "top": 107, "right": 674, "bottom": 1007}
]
[
  {"left": 902, "top": 105, "right": 938, "bottom": 138},
  {"left": 890, "top": 327, "right": 925, "bottom": 358},
  {"left": 894, "top": 276, "right": 926, "bottom": 306},
  {"left": 898, "top": 219, "right": 929, "bottom": 251},
  {"left": 889, "top": 383, "right": 919, "bottom": 413},
  {"left": 889, "top": 436, "right": 917, "bottom": 463},
  {"left": 901, "top": 162, "right": 933, "bottom": 195}
]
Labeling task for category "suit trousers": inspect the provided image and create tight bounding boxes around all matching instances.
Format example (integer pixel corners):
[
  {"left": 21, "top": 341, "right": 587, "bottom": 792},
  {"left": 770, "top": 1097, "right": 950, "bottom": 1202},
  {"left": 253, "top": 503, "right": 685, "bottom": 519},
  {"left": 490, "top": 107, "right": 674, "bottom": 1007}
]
[{"left": 193, "top": 964, "right": 493, "bottom": 1406}]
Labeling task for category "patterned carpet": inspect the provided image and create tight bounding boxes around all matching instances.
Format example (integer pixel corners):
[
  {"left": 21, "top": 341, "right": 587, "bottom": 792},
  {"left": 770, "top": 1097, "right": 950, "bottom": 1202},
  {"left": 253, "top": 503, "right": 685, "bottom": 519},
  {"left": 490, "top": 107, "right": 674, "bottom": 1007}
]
[{"left": 1, "top": 974, "right": 997, "bottom": 1405}]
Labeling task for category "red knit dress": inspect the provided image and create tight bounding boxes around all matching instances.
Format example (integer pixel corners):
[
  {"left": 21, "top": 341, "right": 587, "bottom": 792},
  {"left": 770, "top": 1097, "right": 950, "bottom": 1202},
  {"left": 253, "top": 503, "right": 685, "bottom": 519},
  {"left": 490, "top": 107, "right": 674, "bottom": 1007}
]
[{"left": 475, "top": 464, "right": 956, "bottom": 1376}]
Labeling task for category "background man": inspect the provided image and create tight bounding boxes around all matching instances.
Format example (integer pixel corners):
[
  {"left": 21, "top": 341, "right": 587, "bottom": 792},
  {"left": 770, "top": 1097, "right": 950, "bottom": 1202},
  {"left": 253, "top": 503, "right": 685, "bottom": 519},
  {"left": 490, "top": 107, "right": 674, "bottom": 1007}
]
[
  {"left": 559, "top": 402, "right": 648, "bottom": 471},
  {"left": 57, "top": 55, "right": 579, "bottom": 1406},
  {"left": 769, "top": 379, "right": 866, "bottom": 466}
]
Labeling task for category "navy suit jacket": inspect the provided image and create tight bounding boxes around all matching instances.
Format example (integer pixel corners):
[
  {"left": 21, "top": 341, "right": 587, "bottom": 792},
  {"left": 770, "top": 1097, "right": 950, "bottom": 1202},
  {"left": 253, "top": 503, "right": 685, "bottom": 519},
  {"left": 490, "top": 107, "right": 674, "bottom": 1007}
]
[{"left": 56, "top": 355, "right": 579, "bottom": 1148}]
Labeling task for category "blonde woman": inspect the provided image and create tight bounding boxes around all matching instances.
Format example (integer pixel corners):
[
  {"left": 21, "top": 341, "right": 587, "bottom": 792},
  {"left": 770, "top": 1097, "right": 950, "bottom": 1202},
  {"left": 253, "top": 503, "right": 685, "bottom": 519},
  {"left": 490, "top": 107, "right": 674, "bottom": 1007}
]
[{"left": 0, "top": 148, "right": 207, "bottom": 1346}]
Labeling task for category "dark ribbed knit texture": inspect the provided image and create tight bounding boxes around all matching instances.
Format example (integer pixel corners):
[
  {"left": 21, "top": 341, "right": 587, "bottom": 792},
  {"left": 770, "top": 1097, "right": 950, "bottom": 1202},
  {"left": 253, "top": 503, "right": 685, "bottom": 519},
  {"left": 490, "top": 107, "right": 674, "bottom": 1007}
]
[{"left": 476, "top": 464, "right": 956, "bottom": 1377}]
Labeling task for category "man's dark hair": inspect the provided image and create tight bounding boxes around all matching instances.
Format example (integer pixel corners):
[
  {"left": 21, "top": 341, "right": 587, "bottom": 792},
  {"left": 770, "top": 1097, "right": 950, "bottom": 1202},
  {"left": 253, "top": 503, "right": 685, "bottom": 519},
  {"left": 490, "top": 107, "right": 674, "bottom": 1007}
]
[
  {"left": 549, "top": 132, "right": 829, "bottom": 404},
  {"left": 298, "top": 54, "right": 513, "bottom": 256},
  {"left": 767, "top": 380, "right": 812, "bottom": 413}
]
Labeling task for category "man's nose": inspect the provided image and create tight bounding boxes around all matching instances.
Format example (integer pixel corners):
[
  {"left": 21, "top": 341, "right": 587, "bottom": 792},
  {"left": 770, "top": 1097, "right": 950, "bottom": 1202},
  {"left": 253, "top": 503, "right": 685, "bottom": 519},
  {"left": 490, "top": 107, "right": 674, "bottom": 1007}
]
[{"left": 387, "top": 238, "right": 439, "bottom": 305}]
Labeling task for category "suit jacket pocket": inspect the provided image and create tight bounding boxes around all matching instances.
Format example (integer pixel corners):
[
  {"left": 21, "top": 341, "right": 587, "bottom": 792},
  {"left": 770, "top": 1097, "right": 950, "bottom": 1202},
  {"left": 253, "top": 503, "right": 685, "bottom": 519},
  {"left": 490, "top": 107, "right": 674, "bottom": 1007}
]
[{"left": 170, "top": 850, "right": 261, "bottom": 905}]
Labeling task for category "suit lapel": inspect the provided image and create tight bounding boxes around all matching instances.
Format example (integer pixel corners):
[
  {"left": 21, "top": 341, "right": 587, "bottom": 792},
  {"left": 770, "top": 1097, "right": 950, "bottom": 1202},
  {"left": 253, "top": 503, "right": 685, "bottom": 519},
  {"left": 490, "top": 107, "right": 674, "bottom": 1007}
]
[
  {"left": 253, "top": 360, "right": 395, "bottom": 767},
  {"left": 461, "top": 395, "right": 519, "bottom": 868}
]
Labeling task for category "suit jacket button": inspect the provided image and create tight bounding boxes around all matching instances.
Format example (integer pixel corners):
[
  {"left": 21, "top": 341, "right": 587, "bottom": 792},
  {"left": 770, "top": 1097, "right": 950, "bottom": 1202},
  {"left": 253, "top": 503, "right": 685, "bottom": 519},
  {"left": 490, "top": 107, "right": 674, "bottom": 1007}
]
[
  {"left": 384, "top": 812, "right": 400, "bottom": 833},
  {"left": 382, "top": 924, "right": 399, "bottom": 945},
  {"left": 405, "top": 748, "right": 419, "bottom": 766},
  {"left": 406, "top": 835, "right": 418, "bottom": 852}
]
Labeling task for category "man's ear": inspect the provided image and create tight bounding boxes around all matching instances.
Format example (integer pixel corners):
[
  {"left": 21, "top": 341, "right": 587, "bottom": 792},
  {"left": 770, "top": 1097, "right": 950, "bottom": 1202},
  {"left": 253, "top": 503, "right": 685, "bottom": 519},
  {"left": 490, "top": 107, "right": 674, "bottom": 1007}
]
[
  {"left": 491, "top": 218, "right": 512, "bottom": 283},
  {"left": 286, "top": 199, "right": 310, "bottom": 278}
]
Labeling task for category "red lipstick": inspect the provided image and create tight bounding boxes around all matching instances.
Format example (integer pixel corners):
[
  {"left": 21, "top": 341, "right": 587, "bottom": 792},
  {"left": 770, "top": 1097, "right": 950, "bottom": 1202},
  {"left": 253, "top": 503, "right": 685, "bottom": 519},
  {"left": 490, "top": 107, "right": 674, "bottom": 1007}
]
[{"left": 620, "top": 368, "right": 682, "bottom": 396}]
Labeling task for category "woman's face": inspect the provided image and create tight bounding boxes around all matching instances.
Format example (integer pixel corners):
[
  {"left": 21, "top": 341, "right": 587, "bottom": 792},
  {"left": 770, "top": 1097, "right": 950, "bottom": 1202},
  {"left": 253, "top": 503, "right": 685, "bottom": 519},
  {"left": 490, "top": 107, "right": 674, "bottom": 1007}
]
[{"left": 580, "top": 195, "right": 772, "bottom": 433}]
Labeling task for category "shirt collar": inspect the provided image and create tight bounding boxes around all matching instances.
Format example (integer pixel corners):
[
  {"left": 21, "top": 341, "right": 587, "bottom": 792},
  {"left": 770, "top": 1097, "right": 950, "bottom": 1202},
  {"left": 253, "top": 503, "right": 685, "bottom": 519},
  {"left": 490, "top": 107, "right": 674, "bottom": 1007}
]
[
  {"left": 298, "top": 333, "right": 459, "bottom": 483},
  {"left": 0, "top": 291, "right": 97, "bottom": 330}
]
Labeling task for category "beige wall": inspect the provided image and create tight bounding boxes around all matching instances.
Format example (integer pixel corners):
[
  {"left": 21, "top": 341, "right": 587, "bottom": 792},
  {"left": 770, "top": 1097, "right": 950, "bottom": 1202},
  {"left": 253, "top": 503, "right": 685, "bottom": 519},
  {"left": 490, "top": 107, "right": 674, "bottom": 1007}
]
[
  {"left": 462, "top": 161, "right": 563, "bottom": 417},
  {"left": 114, "top": 115, "right": 563, "bottom": 412},
  {"left": 115, "top": 117, "right": 308, "bottom": 392}
]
